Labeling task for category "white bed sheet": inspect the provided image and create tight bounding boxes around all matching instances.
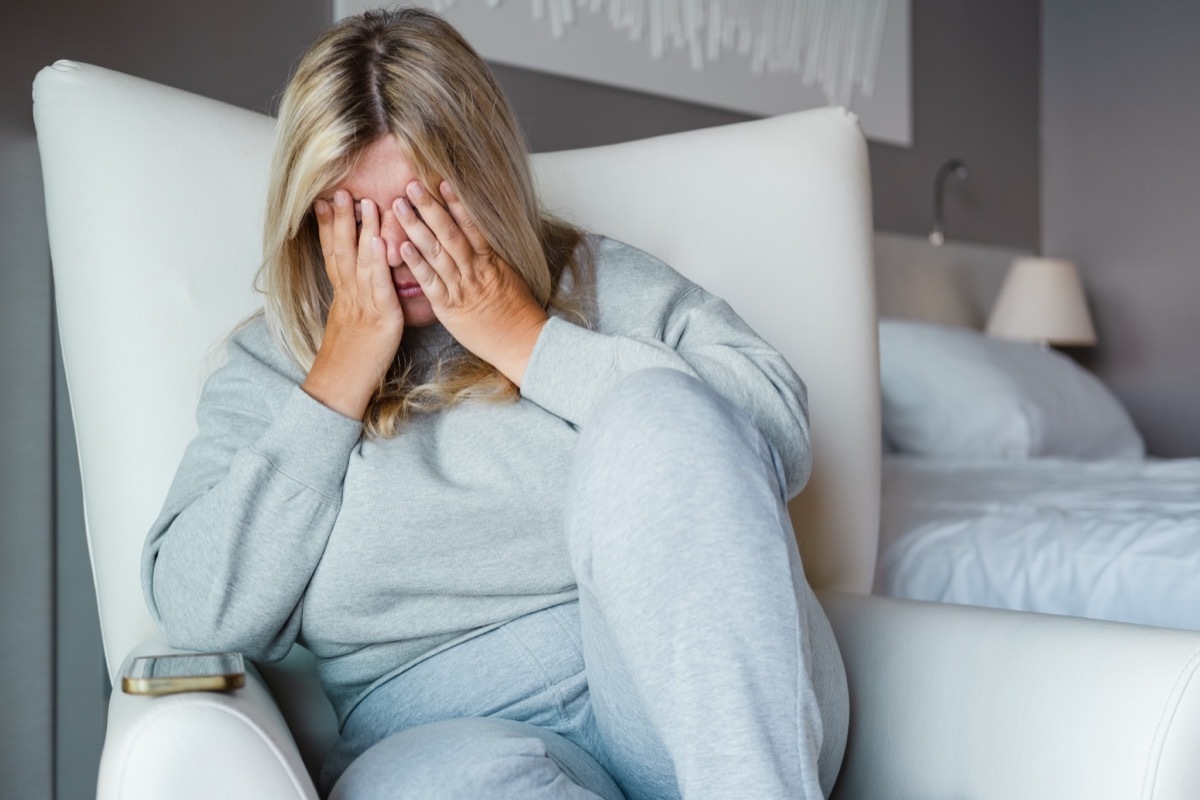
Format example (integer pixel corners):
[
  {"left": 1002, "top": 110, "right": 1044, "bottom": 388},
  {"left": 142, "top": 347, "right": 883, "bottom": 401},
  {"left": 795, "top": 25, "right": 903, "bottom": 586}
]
[{"left": 876, "top": 454, "right": 1200, "bottom": 630}]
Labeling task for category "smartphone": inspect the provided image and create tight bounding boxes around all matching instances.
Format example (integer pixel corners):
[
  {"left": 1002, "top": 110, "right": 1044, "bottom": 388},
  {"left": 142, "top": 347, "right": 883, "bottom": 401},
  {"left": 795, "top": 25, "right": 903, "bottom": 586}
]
[{"left": 121, "top": 652, "right": 246, "bottom": 696}]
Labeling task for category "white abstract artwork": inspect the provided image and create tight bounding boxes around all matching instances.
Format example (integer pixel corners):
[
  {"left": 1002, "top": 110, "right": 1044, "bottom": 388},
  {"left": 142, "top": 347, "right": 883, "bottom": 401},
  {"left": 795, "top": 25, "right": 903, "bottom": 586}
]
[{"left": 334, "top": 0, "right": 911, "bottom": 145}]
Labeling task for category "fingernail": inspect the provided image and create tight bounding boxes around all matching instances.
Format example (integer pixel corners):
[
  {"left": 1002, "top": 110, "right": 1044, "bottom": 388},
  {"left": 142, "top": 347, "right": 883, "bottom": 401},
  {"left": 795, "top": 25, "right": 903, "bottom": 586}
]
[
  {"left": 372, "top": 236, "right": 383, "bottom": 251},
  {"left": 314, "top": 199, "right": 329, "bottom": 216},
  {"left": 394, "top": 197, "right": 411, "bottom": 216},
  {"left": 440, "top": 181, "right": 455, "bottom": 199},
  {"left": 401, "top": 241, "right": 416, "bottom": 258},
  {"left": 334, "top": 191, "right": 348, "bottom": 207},
  {"left": 407, "top": 182, "right": 425, "bottom": 199}
]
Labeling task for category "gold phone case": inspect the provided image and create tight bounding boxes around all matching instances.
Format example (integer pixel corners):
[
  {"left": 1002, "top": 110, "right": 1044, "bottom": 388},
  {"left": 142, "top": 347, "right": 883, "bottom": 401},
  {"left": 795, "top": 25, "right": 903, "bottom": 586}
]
[{"left": 121, "top": 652, "right": 246, "bottom": 696}]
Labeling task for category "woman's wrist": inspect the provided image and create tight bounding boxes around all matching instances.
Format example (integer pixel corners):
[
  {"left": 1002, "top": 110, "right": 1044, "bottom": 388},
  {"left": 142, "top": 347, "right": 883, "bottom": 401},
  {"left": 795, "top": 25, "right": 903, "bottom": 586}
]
[
  {"left": 486, "top": 312, "right": 549, "bottom": 388},
  {"left": 301, "top": 369, "right": 373, "bottom": 421},
  {"left": 302, "top": 331, "right": 396, "bottom": 420}
]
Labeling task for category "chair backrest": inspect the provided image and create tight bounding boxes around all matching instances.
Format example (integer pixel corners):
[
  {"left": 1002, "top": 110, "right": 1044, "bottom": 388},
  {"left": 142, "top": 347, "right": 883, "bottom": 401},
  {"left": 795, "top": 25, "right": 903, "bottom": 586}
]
[{"left": 34, "top": 60, "right": 880, "bottom": 679}]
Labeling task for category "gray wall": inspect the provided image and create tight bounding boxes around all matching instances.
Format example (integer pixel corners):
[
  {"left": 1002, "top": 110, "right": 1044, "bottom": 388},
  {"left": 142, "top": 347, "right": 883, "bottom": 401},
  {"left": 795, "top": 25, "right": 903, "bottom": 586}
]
[
  {"left": 0, "top": 2, "right": 329, "bottom": 799},
  {"left": 496, "top": 0, "right": 1042, "bottom": 251},
  {"left": 870, "top": 0, "right": 1040, "bottom": 249},
  {"left": 1043, "top": 0, "right": 1200, "bottom": 457}
]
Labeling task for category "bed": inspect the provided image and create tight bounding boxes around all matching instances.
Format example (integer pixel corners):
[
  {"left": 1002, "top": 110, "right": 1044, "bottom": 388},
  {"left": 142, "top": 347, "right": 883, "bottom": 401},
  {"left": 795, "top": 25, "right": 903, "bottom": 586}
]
[{"left": 873, "top": 315, "right": 1200, "bottom": 630}]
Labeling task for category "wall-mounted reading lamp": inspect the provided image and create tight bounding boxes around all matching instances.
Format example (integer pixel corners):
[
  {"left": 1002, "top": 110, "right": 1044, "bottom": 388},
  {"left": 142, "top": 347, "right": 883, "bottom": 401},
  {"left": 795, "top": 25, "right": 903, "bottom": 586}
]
[{"left": 929, "top": 158, "right": 968, "bottom": 246}]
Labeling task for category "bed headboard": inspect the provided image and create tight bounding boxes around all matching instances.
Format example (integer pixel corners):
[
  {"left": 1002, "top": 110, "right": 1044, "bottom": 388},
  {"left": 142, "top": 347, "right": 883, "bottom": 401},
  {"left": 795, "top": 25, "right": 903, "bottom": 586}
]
[{"left": 873, "top": 232, "right": 1030, "bottom": 328}]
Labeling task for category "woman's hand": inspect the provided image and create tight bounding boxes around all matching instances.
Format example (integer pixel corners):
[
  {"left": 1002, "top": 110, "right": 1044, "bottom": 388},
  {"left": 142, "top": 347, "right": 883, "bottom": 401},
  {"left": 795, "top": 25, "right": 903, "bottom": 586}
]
[
  {"left": 301, "top": 190, "right": 405, "bottom": 421},
  {"left": 393, "top": 180, "right": 549, "bottom": 387}
]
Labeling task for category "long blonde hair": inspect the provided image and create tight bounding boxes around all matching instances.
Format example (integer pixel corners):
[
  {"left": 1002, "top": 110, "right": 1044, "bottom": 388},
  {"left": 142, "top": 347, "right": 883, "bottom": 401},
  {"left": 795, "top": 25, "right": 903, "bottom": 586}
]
[{"left": 259, "top": 7, "right": 588, "bottom": 437}]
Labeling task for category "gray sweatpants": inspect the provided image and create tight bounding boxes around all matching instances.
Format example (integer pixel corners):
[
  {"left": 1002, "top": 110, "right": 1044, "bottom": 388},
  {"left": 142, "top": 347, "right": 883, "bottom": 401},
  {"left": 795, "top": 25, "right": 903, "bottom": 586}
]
[{"left": 323, "top": 369, "right": 849, "bottom": 799}]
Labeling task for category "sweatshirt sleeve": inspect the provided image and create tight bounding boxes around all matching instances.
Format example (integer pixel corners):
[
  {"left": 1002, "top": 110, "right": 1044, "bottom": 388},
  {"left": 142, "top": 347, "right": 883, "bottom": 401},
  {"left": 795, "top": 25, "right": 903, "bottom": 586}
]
[
  {"left": 521, "top": 240, "right": 812, "bottom": 498},
  {"left": 141, "top": 320, "right": 363, "bottom": 662}
]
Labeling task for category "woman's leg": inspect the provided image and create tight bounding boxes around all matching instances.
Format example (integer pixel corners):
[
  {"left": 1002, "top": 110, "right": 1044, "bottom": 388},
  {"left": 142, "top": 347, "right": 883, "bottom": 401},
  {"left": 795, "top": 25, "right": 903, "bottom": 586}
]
[
  {"left": 321, "top": 605, "right": 624, "bottom": 800},
  {"left": 566, "top": 369, "right": 849, "bottom": 800},
  {"left": 329, "top": 717, "right": 618, "bottom": 800}
]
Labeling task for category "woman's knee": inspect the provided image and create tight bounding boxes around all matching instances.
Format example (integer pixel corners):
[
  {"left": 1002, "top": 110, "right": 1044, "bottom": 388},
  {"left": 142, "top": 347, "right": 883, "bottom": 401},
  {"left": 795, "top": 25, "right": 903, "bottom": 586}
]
[
  {"left": 584, "top": 369, "right": 747, "bottom": 457},
  {"left": 328, "top": 717, "right": 622, "bottom": 800},
  {"left": 573, "top": 369, "right": 772, "bottom": 496},
  {"left": 568, "top": 369, "right": 783, "bottom": 558}
]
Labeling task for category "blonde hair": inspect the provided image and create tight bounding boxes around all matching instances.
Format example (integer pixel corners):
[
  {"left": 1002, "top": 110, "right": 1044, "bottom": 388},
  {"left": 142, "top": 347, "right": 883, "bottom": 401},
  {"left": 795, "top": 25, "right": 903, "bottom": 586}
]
[{"left": 259, "top": 7, "right": 588, "bottom": 437}]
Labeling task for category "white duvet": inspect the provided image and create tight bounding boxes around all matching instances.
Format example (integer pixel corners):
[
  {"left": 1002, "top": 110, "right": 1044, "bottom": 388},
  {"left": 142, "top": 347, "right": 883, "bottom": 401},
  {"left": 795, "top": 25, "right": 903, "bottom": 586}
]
[{"left": 876, "top": 454, "right": 1200, "bottom": 630}]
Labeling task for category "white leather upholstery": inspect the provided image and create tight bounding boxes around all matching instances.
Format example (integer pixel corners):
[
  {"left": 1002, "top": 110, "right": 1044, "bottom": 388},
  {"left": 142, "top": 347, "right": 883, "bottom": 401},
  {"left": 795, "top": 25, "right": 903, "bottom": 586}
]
[
  {"left": 35, "top": 61, "right": 274, "bottom": 673},
  {"left": 34, "top": 60, "right": 1200, "bottom": 799},
  {"left": 102, "top": 634, "right": 317, "bottom": 800},
  {"left": 822, "top": 592, "right": 1200, "bottom": 800}
]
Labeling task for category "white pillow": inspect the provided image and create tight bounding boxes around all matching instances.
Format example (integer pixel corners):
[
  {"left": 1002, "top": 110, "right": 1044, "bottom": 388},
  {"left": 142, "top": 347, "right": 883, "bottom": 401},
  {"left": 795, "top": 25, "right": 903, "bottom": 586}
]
[{"left": 879, "top": 319, "right": 1145, "bottom": 460}]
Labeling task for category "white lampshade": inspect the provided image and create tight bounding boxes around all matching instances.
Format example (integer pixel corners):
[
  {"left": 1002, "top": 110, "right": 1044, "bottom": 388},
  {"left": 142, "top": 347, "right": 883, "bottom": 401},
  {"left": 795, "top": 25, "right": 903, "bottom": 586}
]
[{"left": 985, "top": 257, "right": 1097, "bottom": 346}]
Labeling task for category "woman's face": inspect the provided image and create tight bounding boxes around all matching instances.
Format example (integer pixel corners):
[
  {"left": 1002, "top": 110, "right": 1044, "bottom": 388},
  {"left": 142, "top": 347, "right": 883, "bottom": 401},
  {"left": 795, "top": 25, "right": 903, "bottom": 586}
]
[{"left": 323, "top": 135, "right": 438, "bottom": 328}]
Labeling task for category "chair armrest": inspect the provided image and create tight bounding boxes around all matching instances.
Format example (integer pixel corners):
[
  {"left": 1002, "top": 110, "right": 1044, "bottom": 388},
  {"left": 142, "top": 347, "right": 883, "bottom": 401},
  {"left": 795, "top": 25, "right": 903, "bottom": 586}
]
[
  {"left": 820, "top": 591, "right": 1200, "bottom": 800},
  {"left": 98, "top": 633, "right": 318, "bottom": 800}
]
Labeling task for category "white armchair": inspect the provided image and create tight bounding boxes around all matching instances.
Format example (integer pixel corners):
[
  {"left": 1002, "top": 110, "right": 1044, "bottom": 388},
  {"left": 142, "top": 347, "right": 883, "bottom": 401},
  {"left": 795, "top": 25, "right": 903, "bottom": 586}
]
[{"left": 34, "top": 61, "right": 1200, "bottom": 800}]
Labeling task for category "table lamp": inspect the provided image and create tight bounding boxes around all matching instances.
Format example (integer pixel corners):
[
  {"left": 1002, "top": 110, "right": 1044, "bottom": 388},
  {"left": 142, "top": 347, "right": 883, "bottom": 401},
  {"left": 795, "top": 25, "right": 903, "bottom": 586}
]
[{"left": 985, "top": 256, "right": 1097, "bottom": 347}]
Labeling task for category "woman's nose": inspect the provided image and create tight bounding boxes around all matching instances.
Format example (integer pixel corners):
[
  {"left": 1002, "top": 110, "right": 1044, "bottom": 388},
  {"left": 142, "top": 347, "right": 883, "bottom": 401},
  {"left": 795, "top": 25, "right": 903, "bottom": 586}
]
[{"left": 379, "top": 208, "right": 407, "bottom": 267}]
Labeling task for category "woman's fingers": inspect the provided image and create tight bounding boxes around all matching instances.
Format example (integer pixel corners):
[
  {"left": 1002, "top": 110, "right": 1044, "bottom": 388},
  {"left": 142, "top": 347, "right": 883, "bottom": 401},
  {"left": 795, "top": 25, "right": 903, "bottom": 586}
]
[
  {"left": 399, "top": 238, "right": 447, "bottom": 306},
  {"left": 392, "top": 195, "right": 452, "bottom": 301},
  {"left": 396, "top": 182, "right": 469, "bottom": 280},
  {"left": 358, "top": 198, "right": 403, "bottom": 314},
  {"left": 314, "top": 199, "right": 339, "bottom": 288},
  {"left": 355, "top": 198, "right": 379, "bottom": 296},
  {"left": 316, "top": 192, "right": 400, "bottom": 318},
  {"left": 357, "top": 196, "right": 379, "bottom": 239},
  {"left": 331, "top": 190, "right": 360, "bottom": 289},
  {"left": 438, "top": 181, "right": 491, "bottom": 256},
  {"left": 315, "top": 188, "right": 364, "bottom": 297}
]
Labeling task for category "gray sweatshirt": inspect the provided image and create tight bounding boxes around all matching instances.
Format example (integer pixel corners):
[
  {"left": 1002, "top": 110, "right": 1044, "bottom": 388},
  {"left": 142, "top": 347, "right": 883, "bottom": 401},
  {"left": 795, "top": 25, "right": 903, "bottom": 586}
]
[{"left": 142, "top": 235, "right": 811, "bottom": 725}]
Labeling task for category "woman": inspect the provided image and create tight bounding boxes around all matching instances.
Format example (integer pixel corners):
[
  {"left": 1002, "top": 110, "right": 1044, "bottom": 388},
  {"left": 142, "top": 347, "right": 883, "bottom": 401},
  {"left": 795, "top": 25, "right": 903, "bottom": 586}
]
[{"left": 142, "top": 8, "right": 848, "bottom": 799}]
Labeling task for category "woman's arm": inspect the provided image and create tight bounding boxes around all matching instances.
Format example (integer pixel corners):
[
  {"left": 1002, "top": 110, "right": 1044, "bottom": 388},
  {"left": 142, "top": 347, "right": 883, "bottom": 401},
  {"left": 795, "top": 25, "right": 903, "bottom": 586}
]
[
  {"left": 390, "top": 180, "right": 550, "bottom": 386},
  {"left": 141, "top": 325, "right": 363, "bottom": 661},
  {"left": 146, "top": 188, "right": 411, "bottom": 660},
  {"left": 301, "top": 192, "right": 406, "bottom": 419}
]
